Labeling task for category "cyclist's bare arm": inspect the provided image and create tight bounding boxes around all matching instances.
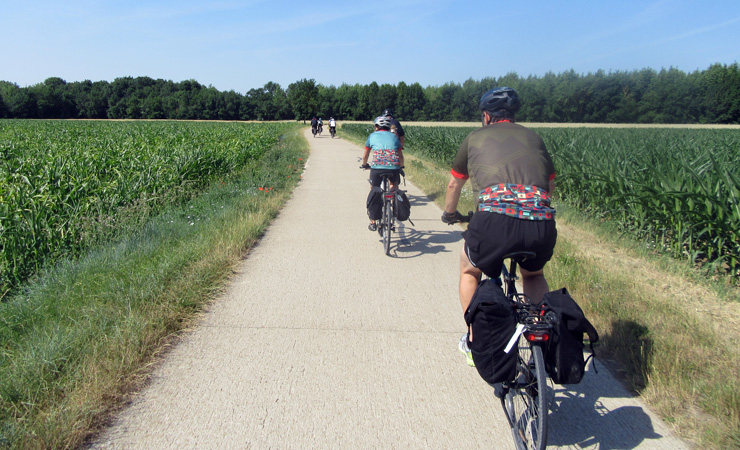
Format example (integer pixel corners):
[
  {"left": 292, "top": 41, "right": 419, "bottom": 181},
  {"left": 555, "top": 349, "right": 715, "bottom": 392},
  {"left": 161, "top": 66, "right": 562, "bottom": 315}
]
[{"left": 444, "top": 175, "right": 466, "bottom": 214}]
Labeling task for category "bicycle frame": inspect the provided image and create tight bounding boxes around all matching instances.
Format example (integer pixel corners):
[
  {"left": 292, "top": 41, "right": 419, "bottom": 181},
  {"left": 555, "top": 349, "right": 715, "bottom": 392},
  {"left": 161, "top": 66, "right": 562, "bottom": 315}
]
[
  {"left": 378, "top": 174, "right": 396, "bottom": 255},
  {"left": 502, "top": 256, "right": 551, "bottom": 342}
]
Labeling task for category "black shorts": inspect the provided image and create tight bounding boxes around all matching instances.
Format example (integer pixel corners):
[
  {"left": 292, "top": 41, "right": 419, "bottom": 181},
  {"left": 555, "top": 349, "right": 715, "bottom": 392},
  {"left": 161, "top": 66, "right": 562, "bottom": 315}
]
[
  {"left": 369, "top": 168, "right": 401, "bottom": 187},
  {"left": 462, "top": 212, "right": 557, "bottom": 279}
]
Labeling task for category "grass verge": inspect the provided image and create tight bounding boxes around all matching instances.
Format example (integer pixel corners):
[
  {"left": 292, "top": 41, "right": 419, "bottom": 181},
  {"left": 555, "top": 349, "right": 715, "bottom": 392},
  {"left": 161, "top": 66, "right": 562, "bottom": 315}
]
[
  {"left": 401, "top": 151, "right": 740, "bottom": 449},
  {"left": 0, "top": 128, "right": 308, "bottom": 449}
]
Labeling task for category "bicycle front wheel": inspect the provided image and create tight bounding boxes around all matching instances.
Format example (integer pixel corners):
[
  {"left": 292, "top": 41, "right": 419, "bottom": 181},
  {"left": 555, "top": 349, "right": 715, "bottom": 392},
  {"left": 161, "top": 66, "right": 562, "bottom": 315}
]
[
  {"left": 382, "top": 199, "right": 392, "bottom": 255},
  {"left": 503, "top": 339, "right": 548, "bottom": 450}
]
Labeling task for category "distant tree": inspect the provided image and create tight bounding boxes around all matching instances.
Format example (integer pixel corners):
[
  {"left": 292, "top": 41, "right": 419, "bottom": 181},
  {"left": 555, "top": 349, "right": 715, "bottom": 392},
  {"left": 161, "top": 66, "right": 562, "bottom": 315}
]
[
  {"left": 287, "top": 78, "right": 319, "bottom": 121},
  {"left": 70, "top": 80, "right": 109, "bottom": 118},
  {"left": 376, "top": 83, "right": 397, "bottom": 117},
  {"left": 424, "top": 82, "right": 461, "bottom": 121},
  {"left": 1, "top": 81, "right": 38, "bottom": 118},
  {"left": 221, "top": 90, "right": 243, "bottom": 120},
  {"left": 358, "top": 82, "right": 380, "bottom": 120},
  {"left": 0, "top": 92, "right": 7, "bottom": 118},
  {"left": 317, "top": 84, "right": 336, "bottom": 119},
  {"left": 247, "top": 82, "right": 287, "bottom": 120},
  {"left": 0, "top": 81, "right": 18, "bottom": 118},
  {"left": 31, "top": 77, "right": 76, "bottom": 118},
  {"left": 396, "top": 82, "right": 426, "bottom": 121},
  {"left": 2, "top": 65, "right": 739, "bottom": 124},
  {"left": 699, "top": 63, "right": 740, "bottom": 124},
  {"left": 333, "top": 84, "right": 361, "bottom": 120}
]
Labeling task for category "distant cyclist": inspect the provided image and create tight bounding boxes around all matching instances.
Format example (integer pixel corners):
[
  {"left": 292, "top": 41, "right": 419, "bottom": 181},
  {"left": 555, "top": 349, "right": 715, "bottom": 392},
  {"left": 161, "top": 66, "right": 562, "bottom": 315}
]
[
  {"left": 311, "top": 116, "right": 318, "bottom": 135},
  {"left": 361, "top": 116, "right": 404, "bottom": 231},
  {"left": 317, "top": 117, "right": 324, "bottom": 134},
  {"left": 329, "top": 117, "right": 337, "bottom": 135},
  {"left": 441, "top": 87, "right": 557, "bottom": 367},
  {"left": 382, "top": 108, "right": 405, "bottom": 148}
]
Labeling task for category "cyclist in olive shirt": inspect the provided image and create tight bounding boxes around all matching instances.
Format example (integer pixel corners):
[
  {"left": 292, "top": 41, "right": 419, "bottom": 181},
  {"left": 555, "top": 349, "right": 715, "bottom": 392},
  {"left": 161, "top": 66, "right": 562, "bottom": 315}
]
[{"left": 442, "top": 87, "right": 557, "bottom": 364}]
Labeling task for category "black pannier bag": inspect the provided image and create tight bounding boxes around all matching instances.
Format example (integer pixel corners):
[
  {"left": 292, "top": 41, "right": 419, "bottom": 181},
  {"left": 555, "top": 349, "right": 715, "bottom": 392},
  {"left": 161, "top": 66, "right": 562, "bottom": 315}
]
[
  {"left": 366, "top": 187, "right": 383, "bottom": 220},
  {"left": 394, "top": 190, "right": 411, "bottom": 221},
  {"left": 464, "top": 278, "right": 517, "bottom": 384},
  {"left": 540, "top": 288, "right": 599, "bottom": 385}
]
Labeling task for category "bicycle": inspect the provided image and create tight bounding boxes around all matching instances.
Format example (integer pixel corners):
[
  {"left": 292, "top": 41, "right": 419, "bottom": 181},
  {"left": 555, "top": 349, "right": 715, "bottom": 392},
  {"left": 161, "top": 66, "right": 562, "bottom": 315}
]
[
  {"left": 454, "top": 213, "right": 554, "bottom": 450},
  {"left": 312, "top": 125, "right": 318, "bottom": 137},
  {"left": 361, "top": 166, "right": 405, "bottom": 256},
  {"left": 330, "top": 126, "right": 336, "bottom": 138}
]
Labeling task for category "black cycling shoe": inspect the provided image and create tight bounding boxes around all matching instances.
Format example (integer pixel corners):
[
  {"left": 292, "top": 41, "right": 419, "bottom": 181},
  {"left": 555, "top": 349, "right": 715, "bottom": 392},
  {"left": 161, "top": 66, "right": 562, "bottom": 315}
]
[{"left": 368, "top": 223, "right": 377, "bottom": 232}]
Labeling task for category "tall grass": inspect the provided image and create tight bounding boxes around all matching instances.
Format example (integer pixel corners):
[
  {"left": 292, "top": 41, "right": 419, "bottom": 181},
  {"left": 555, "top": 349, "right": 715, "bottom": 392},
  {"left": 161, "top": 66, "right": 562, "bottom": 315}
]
[
  {"left": 0, "top": 125, "right": 308, "bottom": 449},
  {"left": 541, "top": 128, "right": 740, "bottom": 276},
  {"left": 0, "top": 120, "right": 295, "bottom": 296}
]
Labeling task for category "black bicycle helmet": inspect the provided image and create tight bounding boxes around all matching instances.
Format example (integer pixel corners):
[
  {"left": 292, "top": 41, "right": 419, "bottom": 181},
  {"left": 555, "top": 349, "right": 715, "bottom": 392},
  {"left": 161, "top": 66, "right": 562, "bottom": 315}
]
[
  {"left": 382, "top": 108, "right": 394, "bottom": 117},
  {"left": 479, "top": 87, "right": 520, "bottom": 116}
]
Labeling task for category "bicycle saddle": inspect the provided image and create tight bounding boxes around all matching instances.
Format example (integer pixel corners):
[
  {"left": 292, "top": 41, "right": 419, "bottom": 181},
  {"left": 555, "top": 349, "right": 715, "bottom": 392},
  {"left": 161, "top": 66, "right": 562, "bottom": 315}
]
[{"left": 503, "top": 251, "right": 536, "bottom": 262}]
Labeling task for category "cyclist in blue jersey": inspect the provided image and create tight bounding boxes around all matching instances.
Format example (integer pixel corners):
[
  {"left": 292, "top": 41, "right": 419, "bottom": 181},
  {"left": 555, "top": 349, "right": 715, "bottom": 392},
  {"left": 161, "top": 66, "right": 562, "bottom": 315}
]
[{"left": 361, "top": 116, "right": 404, "bottom": 231}]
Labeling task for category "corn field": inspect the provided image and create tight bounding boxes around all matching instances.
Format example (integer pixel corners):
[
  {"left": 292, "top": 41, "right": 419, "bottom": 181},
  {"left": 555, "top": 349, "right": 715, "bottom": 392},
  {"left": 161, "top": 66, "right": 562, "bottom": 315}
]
[
  {"left": 0, "top": 120, "right": 295, "bottom": 295},
  {"left": 344, "top": 124, "right": 740, "bottom": 277}
]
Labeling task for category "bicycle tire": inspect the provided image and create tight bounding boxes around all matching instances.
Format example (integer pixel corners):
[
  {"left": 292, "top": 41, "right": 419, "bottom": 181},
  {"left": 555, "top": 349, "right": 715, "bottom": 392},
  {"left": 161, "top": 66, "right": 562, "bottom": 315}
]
[
  {"left": 382, "top": 197, "right": 392, "bottom": 255},
  {"left": 502, "top": 338, "right": 548, "bottom": 450}
]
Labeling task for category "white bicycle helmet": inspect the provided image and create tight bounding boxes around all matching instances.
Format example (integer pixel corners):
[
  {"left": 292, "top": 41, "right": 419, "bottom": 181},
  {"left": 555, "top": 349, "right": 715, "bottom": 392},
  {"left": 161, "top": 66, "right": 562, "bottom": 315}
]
[{"left": 374, "top": 116, "right": 391, "bottom": 129}]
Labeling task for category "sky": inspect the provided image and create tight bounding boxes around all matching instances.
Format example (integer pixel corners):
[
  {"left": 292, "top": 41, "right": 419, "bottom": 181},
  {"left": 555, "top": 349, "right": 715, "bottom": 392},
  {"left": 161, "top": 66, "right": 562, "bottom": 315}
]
[{"left": 2, "top": 0, "right": 739, "bottom": 94}]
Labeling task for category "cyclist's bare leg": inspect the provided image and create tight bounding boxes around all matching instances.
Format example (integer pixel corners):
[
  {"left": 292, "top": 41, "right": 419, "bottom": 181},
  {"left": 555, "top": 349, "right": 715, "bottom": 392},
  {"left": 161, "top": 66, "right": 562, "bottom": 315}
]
[
  {"left": 459, "top": 247, "right": 482, "bottom": 339},
  {"left": 520, "top": 267, "right": 549, "bottom": 304}
]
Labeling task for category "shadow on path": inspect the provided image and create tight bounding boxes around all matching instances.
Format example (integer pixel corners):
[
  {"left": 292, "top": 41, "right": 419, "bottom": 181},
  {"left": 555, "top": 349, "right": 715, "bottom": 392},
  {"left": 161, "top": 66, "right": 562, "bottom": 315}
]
[
  {"left": 548, "top": 380, "right": 664, "bottom": 449},
  {"left": 382, "top": 225, "right": 463, "bottom": 258}
]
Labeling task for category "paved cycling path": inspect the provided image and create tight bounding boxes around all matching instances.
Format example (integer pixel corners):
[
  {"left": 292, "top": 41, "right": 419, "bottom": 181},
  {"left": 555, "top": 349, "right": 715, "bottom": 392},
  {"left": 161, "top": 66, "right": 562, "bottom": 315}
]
[{"left": 91, "top": 128, "right": 689, "bottom": 449}]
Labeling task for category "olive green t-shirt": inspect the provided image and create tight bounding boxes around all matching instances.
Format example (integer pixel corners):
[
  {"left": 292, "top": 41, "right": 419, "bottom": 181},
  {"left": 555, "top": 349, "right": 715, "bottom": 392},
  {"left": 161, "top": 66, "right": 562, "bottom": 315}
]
[{"left": 451, "top": 122, "right": 555, "bottom": 193}]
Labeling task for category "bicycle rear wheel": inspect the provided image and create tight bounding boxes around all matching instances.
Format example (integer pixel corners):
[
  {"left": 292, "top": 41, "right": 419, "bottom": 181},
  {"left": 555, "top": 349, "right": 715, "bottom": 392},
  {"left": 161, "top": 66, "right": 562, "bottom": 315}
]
[
  {"left": 382, "top": 198, "right": 392, "bottom": 255},
  {"left": 502, "top": 338, "right": 548, "bottom": 450}
]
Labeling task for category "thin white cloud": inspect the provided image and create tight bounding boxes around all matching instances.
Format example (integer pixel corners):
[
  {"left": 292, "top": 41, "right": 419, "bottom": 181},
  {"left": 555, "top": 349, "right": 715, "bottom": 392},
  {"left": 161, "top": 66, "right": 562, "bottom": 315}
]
[{"left": 654, "top": 15, "right": 740, "bottom": 43}]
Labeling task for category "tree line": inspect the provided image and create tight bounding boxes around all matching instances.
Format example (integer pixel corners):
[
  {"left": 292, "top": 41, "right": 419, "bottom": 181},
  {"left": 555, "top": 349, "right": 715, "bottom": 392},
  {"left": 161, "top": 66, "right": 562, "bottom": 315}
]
[{"left": 1, "top": 63, "right": 738, "bottom": 124}]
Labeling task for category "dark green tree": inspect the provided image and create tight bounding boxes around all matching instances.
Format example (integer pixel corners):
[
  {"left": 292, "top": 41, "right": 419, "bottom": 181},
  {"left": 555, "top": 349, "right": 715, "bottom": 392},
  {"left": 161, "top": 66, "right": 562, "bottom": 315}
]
[
  {"left": 287, "top": 78, "right": 319, "bottom": 121},
  {"left": 317, "top": 85, "right": 337, "bottom": 119},
  {"left": 396, "top": 82, "right": 426, "bottom": 121},
  {"left": 700, "top": 63, "right": 740, "bottom": 124},
  {"left": 376, "top": 83, "right": 397, "bottom": 117},
  {"left": 334, "top": 83, "right": 361, "bottom": 120}
]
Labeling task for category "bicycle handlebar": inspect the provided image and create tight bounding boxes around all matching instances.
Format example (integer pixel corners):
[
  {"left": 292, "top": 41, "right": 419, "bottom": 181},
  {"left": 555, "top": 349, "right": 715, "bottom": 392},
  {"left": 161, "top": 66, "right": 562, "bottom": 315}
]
[{"left": 359, "top": 165, "right": 406, "bottom": 177}]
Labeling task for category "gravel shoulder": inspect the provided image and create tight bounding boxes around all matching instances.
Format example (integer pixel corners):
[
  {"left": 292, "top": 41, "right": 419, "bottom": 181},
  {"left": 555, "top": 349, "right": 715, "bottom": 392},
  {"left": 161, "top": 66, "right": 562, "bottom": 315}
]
[{"left": 90, "top": 129, "right": 690, "bottom": 449}]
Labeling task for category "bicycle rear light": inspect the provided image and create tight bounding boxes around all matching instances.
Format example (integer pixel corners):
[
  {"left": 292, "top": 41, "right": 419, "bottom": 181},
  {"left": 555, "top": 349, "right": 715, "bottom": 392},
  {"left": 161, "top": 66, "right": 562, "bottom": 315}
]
[{"left": 525, "top": 331, "right": 550, "bottom": 342}]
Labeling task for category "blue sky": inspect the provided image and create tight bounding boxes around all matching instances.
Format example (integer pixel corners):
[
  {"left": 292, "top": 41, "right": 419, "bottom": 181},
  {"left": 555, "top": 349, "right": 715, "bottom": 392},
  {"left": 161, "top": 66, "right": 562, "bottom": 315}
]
[{"left": 2, "top": 0, "right": 739, "bottom": 94}]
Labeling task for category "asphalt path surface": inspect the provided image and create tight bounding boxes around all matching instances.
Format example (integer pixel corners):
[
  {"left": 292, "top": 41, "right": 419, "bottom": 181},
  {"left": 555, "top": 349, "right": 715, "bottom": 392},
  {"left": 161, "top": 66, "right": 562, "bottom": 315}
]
[{"left": 91, "top": 128, "right": 690, "bottom": 449}]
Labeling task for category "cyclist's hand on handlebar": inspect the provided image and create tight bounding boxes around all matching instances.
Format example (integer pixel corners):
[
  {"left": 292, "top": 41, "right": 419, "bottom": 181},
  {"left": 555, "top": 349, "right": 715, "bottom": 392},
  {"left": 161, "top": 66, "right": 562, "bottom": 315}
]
[
  {"left": 441, "top": 211, "right": 465, "bottom": 224},
  {"left": 360, "top": 164, "right": 370, "bottom": 170}
]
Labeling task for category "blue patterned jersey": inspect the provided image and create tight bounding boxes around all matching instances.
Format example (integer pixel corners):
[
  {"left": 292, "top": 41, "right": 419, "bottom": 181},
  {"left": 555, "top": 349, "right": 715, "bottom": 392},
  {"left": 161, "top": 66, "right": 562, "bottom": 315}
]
[{"left": 365, "top": 131, "right": 402, "bottom": 169}]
